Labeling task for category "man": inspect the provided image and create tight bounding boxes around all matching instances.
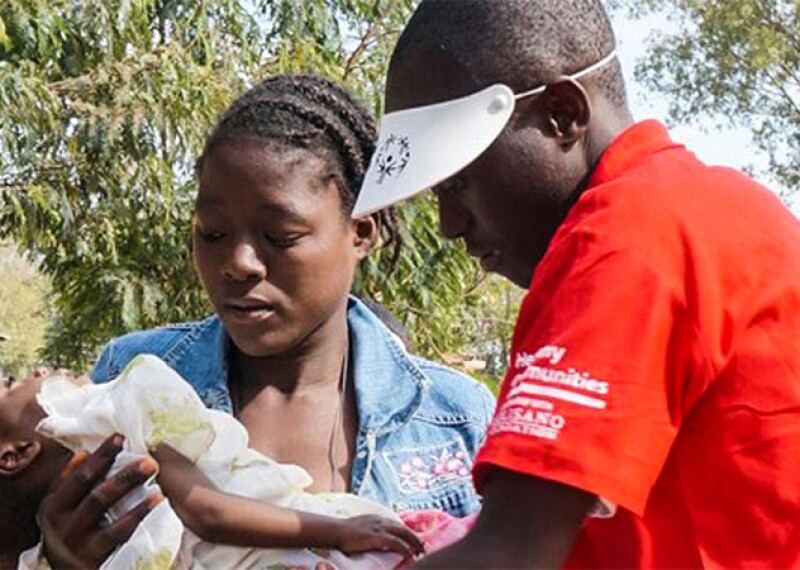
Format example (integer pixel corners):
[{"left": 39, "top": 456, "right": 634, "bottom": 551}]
[{"left": 352, "top": 0, "right": 800, "bottom": 567}]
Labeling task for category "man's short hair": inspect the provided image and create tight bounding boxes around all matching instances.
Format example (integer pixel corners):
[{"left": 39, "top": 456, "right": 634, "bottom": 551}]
[{"left": 391, "top": 0, "right": 627, "bottom": 106}]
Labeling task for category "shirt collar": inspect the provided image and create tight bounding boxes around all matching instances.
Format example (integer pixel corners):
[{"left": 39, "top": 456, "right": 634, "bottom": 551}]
[
  {"left": 587, "top": 120, "right": 680, "bottom": 189},
  {"left": 346, "top": 296, "right": 427, "bottom": 433}
]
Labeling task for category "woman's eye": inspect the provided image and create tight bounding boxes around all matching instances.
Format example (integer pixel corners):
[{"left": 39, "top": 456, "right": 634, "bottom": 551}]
[{"left": 266, "top": 234, "right": 302, "bottom": 249}]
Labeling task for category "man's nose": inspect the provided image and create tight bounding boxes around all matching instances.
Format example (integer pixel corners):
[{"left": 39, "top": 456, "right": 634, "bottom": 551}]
[
  {"left": 222, "top": 238, "right": 267, "bottom": 282},
  {"left": 436, "top": 190, "right": 472, "bottom": 241}
]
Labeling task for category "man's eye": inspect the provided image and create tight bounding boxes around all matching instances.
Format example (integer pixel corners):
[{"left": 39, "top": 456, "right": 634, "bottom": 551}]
[
  {"left": 433, "top": 177, "right": 466, "bottom": 195},
  {"left": 196, "top": 229, "right": 226, "bottom": 243}
]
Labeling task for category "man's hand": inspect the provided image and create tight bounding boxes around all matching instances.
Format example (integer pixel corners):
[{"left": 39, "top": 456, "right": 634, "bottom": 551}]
[
  {"left": 411, "top": 469, "right": 594, "bottom": 569},
  {"left": 38, "top": 434, "right": 163, "bottom": 569}
]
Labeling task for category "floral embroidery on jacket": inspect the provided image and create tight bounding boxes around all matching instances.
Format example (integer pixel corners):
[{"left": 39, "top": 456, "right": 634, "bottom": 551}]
[{"left": 383, "top": 440, "right": 472, "bottom": 494}]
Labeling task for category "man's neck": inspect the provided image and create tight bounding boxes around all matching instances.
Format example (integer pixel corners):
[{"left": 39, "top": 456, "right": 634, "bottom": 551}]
[{"left": 585, "top": 98, "right": 634, "bottom": 169}]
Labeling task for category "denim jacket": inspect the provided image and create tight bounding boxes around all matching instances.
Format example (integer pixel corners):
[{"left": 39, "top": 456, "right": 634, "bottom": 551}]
[{"left": 91, "top": 297, "right": 495, "bottom": 516}]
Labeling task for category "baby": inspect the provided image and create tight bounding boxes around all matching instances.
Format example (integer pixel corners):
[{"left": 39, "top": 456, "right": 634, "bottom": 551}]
[{"left": 1, "top": 355, "right": 432, "bottom": 570}]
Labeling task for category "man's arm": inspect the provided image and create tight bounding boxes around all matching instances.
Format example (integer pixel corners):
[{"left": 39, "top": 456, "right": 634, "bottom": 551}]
[
  {"left": 412, "top": 468, "right": 594, "bottom": 569},
  {"left": 153, "top": 445, "right": 422, "bottom": 556}
]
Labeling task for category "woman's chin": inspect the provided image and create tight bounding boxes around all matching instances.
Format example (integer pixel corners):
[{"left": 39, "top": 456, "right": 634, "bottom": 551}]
[{"left": 227, "top": 327, "right": 299, "bottom": 360}]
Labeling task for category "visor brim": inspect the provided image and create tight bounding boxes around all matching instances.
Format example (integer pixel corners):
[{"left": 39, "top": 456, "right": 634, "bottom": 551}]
[{"left": 352, "top": 84, "right": 515, "bottom": 217}]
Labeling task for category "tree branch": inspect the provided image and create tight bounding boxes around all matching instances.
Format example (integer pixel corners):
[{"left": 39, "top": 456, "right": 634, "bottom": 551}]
[
  {"left": 342, "top": 8, "right": 381, "bottom": 80},
  {"left": 726, "top": 48, "right": 800, "bottom": 119},
  {"left": 753, "top": 0, "right": 800, "bottom": 55}
]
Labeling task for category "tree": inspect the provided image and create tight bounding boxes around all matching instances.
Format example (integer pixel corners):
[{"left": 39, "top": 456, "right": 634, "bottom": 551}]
[
  {"left": 0, "top": 242, "right": 49, "bottom": 378},
  {"left": 0, "top": 0, "right": 515, "bottom": 375},
  {"left": 613, "top": 0, "right": 800, "bottom": 194}
]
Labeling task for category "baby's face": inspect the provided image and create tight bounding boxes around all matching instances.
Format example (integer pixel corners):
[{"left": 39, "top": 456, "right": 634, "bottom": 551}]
[{"left": 0, "top": 375, "right": 46, "bottom": 443}]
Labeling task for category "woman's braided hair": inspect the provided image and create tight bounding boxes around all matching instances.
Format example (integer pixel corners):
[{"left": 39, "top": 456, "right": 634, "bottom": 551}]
[{"left": 196, "top": 74, "right": 401, "bottom": 265}]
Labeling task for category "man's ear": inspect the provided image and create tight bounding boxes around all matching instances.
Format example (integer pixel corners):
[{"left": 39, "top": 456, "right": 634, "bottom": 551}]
[
  {"left": 542, "top": 77, "right": 591, "bottom": 150},
  {"left": 352, "top": 214, "right": 380, "bottom": 260},
  {"left": 0, "top": 440, "right": 42, "bottom": 478}
]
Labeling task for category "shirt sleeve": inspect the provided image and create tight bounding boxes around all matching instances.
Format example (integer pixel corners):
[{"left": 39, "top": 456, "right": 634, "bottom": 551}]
[{"left": 474, "top": 226, "right": 700, "bottom": 516}]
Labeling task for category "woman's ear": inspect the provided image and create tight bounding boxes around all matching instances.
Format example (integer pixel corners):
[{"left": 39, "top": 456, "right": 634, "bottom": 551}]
[
  {"left": 542, "top": 77, "right": 591, "bottom": 149},
  {"left": 0, "top": 440, "right": 42, "bottom": 478},
  {"left": 351, "top": 214, "right": 380, "bottom": 260}
]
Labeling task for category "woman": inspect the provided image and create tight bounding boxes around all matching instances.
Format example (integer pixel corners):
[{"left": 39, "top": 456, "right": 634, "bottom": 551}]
[{"left": 34, "top": 75, "right": 494, "bottom": 567}]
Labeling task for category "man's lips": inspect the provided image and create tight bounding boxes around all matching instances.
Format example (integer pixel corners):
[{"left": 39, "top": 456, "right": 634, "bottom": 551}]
[
  {"left": 478, "top": 251, "right": 501, "bottom": 271},
  {"left": 467, "top": 245, "right": 500, "bottom": 268}
]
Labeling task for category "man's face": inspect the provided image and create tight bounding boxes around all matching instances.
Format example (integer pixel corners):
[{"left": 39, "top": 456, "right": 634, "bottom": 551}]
[{"left": 386, "top": 48, "right": 587, "bottom": 288}]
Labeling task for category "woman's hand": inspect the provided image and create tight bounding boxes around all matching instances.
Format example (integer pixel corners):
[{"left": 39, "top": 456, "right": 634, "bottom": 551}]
[
  {"left": 38, "top": 434, "right": 163, "bottom": 569},
  {"left": 336, "top": 514, "right": 424, "bottom": 559}
]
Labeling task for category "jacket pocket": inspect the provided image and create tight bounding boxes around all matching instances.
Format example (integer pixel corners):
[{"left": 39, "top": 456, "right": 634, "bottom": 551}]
[
  {"left": 391, "top": 485, "right": 481, "bottom": 517},
  {"left": 381, "top": 439, "right": 481, "bottom": 516}
]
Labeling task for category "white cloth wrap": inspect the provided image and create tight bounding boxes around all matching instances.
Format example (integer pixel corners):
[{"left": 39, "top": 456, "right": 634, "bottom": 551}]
[{"left": 20, "top": 354, "right": 401, "bottom": 570}]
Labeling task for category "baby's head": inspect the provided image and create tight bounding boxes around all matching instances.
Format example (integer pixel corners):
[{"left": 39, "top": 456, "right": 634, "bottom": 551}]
[{"left": 0, "top": 375, "right": 71, "bottom": 513}]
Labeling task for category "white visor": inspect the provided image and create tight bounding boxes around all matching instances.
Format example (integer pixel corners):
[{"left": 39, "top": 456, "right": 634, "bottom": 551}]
[{"left": 352, "top": 49, "right": 617, "bottom": 217}]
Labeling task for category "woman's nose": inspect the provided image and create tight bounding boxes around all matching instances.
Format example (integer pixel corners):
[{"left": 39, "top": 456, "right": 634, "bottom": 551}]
[{"left": 222, "top": 239, "right": 267, "bottom": 282}]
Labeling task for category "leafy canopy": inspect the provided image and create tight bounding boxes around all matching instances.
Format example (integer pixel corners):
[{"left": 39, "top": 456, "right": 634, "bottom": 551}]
[
  {"left": 615, "top": 0, "right": 800, "bottom": 193},
  {"left": 0, "top": 242, "right": 49, "bottom": 378},
  {"left": 0, "top": 0, "right": 516, "bottom": 376}
]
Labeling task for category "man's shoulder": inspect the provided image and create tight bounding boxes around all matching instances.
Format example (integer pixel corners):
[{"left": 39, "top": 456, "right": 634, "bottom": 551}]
[
  {"left": 606, "top": 142, "right": 778, "bottom": 223},
  {"left": 412, "top": 355, "right": 496, "bottom": 424},
  {"left": 566, "top": 145, "right": 796, "bottom": 264},
  {"left": 91, "top": 316, "right": 220, "bottom": 382}
]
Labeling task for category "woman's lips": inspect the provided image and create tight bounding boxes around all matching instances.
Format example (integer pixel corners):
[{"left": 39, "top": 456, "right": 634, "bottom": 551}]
[{"left": 224, "top": 301, "right": 276, "bottom": 324}]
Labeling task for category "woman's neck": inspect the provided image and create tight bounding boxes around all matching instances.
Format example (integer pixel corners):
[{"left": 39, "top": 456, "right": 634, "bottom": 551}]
[{"left": 231, "top": 302, "right": 351, "bottom": 398}]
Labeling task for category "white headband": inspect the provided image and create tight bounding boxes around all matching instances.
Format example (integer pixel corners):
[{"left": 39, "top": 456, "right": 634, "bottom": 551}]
[{"left": 514, "top": 49, "right": 619, "bottom": 101}]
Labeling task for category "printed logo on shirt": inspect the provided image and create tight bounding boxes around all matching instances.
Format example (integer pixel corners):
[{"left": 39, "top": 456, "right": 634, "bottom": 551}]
[{"left": 490, "top": 345, "right": 610, "bottom": 440}]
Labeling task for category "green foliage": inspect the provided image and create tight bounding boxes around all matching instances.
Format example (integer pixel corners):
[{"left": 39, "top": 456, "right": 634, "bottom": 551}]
[
  {"left": 617, "top": 0, "right": 800, "bottom": 193},
  {"left": 0, "top": 0, "right": 516, "bottom": 377},
  {"left": 0, "top": 243, "right": 49, "bottom": 378},
  {"left": 1, "top": 0, "right": 258, "bottom": 368},
  {"left": 356, "top": 193, "right": 520, "bottom": 386}
]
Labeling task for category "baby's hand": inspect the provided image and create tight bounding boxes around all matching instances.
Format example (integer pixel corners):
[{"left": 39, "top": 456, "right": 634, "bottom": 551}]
[{"left": 336, "top": 514, "right": 424, "bottom": 558}]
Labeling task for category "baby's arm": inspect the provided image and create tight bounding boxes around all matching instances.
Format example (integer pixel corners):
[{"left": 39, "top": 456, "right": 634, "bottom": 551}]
[{"left": 153, "top": 445, "right": 423, "bottom": 557}]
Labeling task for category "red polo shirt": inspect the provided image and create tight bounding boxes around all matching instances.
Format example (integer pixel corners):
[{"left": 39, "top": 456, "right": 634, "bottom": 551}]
[{"left": 474, "top": 120, "right": 800, "bottom": 568}]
